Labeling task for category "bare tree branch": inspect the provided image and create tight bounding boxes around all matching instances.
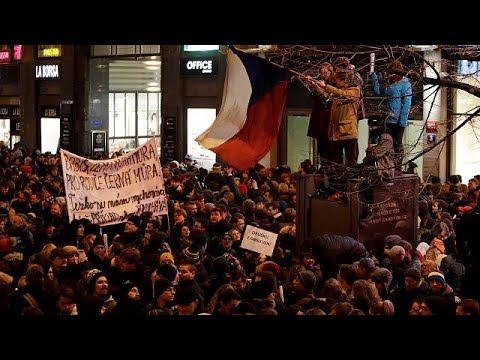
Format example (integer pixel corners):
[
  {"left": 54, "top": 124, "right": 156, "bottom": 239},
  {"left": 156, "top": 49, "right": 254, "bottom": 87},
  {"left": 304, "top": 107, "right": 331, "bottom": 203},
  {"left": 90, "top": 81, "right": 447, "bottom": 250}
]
[
  {"left": 412, "top": 72, "right": 480, "bottom": 97},
  {"left": 405, "top": 107, "right": 480, "bottom": 165}
]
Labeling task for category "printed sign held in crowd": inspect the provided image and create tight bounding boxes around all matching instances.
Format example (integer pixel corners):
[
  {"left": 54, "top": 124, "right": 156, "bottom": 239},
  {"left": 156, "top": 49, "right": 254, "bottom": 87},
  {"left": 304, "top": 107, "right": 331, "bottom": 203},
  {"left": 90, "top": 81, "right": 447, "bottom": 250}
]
[
  {"left": 240, "top": 225, "right": 278, "bottom": 257},
  {"left": 60, "top": 138, "right": 167, "bottom": 226}
]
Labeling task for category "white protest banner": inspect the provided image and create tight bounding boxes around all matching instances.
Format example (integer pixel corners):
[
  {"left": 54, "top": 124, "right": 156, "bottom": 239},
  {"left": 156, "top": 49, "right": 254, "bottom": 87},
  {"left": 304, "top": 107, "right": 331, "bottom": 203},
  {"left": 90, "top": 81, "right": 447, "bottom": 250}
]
[
  {"left": 240, "top": 225, "right": 278, "bottom": 257},
  {"left": 60, "top": 137, "right": 167, "bottom": 226}
]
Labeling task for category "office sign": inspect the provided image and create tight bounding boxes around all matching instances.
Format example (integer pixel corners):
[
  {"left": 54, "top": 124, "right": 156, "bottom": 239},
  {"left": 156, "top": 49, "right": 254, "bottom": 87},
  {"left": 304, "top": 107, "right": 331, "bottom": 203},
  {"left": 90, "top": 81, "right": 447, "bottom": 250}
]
[
  {"left": 181, "top": 56, "right": 218, "bottom": 75},
  {"left": 35, "top": 64, "right": 61, "bottom": 79}
]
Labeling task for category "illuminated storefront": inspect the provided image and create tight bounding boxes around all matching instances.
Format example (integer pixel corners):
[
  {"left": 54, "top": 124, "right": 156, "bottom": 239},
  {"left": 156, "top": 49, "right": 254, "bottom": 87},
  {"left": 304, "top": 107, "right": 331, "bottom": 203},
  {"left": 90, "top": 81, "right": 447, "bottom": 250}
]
[{"left": 88, "top": 45, "right": 162, "bottom": 157}]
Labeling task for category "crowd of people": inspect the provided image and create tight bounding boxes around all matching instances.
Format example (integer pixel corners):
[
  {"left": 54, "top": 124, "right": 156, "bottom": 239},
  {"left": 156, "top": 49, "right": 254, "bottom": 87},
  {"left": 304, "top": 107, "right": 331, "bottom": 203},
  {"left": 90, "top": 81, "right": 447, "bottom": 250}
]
[{"left": 0, "top": 138, "right": 479, "bottom": 316}]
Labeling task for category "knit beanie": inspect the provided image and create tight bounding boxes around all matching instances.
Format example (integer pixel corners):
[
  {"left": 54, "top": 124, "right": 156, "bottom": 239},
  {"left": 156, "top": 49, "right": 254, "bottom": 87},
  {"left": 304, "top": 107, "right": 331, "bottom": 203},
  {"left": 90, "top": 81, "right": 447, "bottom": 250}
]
[{"left": 427, "top": 271, "right": 446, "bottom": 286}]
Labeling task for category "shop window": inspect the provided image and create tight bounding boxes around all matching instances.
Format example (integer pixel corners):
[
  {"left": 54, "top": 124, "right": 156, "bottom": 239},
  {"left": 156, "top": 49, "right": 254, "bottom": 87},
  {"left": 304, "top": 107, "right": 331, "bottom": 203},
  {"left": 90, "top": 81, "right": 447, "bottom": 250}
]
[
  {"left": 89, "top": 57, "right": 161, "bottom": 157},
  {"left": 108, "top": 92, "right": 161, "bottom": 156}
]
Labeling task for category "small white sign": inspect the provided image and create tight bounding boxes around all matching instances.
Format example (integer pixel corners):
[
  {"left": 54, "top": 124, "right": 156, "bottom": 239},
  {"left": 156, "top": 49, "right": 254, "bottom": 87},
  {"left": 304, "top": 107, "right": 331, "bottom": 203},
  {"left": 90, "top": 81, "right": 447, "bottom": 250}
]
[{"left": 240, "top": 225, "right": 278, "bottom": 257}]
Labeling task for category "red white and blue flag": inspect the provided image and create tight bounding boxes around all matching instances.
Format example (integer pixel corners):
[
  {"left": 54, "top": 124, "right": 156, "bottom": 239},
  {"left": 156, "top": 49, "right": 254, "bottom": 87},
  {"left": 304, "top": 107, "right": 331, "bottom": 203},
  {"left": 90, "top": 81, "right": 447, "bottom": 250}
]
[{"left": 195, "top": 46, "right": 289, "bottom": 171}]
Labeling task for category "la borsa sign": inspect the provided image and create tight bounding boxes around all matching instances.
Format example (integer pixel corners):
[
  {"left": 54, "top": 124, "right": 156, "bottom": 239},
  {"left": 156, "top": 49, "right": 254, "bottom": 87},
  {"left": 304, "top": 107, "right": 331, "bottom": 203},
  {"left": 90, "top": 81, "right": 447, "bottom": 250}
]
[{"left": 35, "top": 64, "right": 60, "bottom": 79}]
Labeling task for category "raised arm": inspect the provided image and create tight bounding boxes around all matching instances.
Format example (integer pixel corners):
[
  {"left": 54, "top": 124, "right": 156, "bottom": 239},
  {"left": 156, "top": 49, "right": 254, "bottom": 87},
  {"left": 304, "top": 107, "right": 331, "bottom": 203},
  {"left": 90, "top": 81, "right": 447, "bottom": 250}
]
[{"left": 369, "top": 72, "right": 381, "bottom": 96}]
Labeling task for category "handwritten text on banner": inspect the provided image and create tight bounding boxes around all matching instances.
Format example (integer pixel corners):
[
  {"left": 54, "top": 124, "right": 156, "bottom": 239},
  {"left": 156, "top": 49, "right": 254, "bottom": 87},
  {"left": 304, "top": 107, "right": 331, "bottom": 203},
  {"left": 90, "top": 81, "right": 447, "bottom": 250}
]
[{"left": 60, "top": 138, "right": 167, "bottom": 226}]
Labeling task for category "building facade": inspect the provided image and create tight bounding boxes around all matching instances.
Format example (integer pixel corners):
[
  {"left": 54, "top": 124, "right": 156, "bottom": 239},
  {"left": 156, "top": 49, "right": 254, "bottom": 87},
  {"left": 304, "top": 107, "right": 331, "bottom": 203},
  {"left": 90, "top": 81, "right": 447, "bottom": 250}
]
[{"left": 1, "top": 44, "right": 477, "bottom": 182}]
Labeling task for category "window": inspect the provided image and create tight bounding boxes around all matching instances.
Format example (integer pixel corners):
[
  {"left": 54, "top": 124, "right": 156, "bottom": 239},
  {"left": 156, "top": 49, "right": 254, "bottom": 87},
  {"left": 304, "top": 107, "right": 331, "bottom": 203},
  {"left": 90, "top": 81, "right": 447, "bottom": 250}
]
[
  {"left": 89, "top": 56, "right": 162, "bottom": 157},
  {"left": 108, "top": 92, "right": 161, "bottom": 156},
  {"left": 184, "top": 45, "right": 219, "bottom": 52},
  {"left": 91, "top": 45, "right": 161, "bottom": 57}
]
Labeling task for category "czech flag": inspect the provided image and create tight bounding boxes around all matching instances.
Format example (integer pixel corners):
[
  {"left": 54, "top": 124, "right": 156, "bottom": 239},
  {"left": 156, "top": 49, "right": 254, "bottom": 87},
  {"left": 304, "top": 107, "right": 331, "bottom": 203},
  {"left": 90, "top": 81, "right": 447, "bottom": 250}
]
[{"left": 195, "top": 46, "right": 289, "bottom": 171}]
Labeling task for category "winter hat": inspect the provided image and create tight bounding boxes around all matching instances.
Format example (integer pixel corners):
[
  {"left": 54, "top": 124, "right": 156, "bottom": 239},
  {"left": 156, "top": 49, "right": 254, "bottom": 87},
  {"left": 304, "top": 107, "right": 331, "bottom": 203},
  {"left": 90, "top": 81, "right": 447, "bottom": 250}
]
[
  {"left": 184, "top": 154, "right": 194, "bottom": 161},
  {"left": 149, "top": 231, "right": 168, "bottom": 248},
  {"left": 212, "top": 163, "right": 222, "bottom": 172},
  {"left": 45, "top": 195, "right": 55, "bottom": 205},
  {"left": 404, "top": 267, "right": 422, "bottom": 282},
  {"left": 92, "top": 236, "right": 105, "bottom": 249},
  {"left": 63, "top": 245, "right": 79, "bottom": 257},
  {"left": 80, "top": 261, "right": 95, "bottom": 272},
  {"left": 153, "top": 278, "right": 173, "bottom": 299},
  {"left": 384, "top": 235, "right": 402, "bottom": 248},
  {"left": 298, "top": 270, "right": 316, "bottom": 290},
  {"left": 87, "top": 269, "right": 106, "bottom": 290},
  {"left": 237, "top": 184, "right": 248, "bottom": 196},
  {"left": 119, "top": 279, "right": 137, "bottom": 298},
  {"left": 358, "top": 257, "right": 376, "bottom": 272},
  {"left": 126, "top": 215, "right": 141, "bottom": 228},
  {"left": 26, "top": 212, "right": 37, "bottom": 221},
  {"left": 160, "top": 252, "right": 175, "bottom": 265},
  {"left": 181, "top": 247, "right": 200, "bottom": 263},
  {"left": 427, "top": 271, "right": 446, "bottom": 285},
  {"left": 157, "top": 263, "right": 178, "bottom": 282},
  {"left": 212, "top": 256, "right": 231, "bottom": 275},
  {"left": 371, "top": 268, "right": 393, "bottom": 288}
]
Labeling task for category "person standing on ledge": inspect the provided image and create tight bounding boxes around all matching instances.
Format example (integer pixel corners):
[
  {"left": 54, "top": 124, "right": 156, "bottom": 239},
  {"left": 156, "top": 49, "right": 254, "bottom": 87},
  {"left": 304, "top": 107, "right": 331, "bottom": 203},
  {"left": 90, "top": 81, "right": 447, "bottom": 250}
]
[
  {"left": 369, "top": 59, "right": 412, "bottom": 173},
  {"left": 310, "top": 70, "right": 361, "bottom": 168},
  {"left": 307, "top": 62, "right": 336, "bottom": 167}
]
